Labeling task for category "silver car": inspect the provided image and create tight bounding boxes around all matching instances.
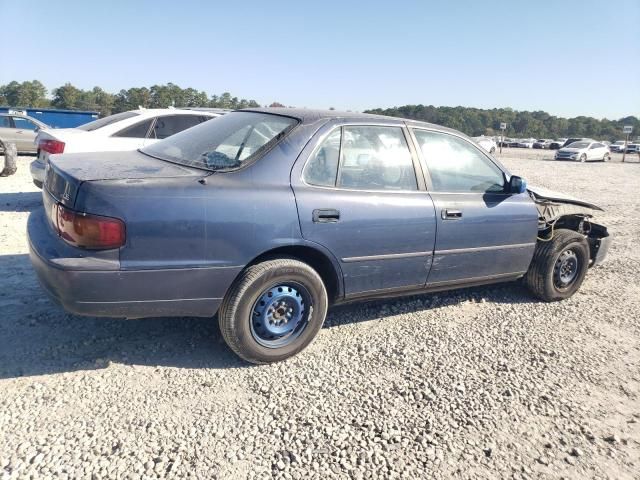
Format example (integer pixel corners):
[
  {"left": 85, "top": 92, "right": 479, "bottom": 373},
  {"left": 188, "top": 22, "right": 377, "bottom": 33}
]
[{"left": 0, "top": 114, "right": 49, "bottom": 153}]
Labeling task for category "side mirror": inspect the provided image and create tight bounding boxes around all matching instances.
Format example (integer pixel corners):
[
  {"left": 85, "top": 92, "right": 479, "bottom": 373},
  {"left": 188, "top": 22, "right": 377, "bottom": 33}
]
[{"left": 508, "top": 175, "right": 527, "bottom": 194}]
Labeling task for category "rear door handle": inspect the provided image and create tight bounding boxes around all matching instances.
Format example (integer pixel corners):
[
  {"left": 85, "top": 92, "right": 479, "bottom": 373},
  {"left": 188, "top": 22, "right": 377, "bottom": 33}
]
[
  {"left": 441, "top": 209, "right": 462, "bottom": 220},
  {"left": 313, "top": 208, "right": 340, "bottom": 223}
]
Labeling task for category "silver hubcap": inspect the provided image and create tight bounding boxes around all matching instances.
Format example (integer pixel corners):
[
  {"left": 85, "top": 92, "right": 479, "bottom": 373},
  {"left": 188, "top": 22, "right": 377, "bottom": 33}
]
[{"left": 554, "top": 249, "right": 579, "bottom": 288}]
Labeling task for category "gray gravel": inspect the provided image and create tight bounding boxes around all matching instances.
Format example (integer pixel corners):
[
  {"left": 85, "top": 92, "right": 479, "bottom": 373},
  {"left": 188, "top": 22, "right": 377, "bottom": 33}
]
[{"left": 1, "top": 150, "right": 639, "bottom": 479}]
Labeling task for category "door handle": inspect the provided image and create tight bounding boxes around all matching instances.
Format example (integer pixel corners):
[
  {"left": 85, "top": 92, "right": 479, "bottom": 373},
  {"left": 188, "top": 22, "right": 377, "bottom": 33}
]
[
  {"left": 441, "top": 209, "right": 462, "bottom": 220},
  {"left": 313, "top": 209, "right": 340, "bottom": 223}
]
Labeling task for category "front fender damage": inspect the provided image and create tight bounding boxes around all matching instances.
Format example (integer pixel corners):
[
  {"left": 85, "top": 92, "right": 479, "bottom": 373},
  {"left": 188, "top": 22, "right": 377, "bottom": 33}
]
[{"left": 528, "top": 187, "right": 611, "bottom": 267}]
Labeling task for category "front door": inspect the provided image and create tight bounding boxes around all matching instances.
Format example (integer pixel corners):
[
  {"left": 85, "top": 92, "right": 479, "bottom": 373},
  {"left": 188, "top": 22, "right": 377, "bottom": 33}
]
[
  {"left": 292, "top": 123, "right": 437, "bottom": 297},
  {"left": 410, "top": 128, "right": 538, "bottom": 286}
]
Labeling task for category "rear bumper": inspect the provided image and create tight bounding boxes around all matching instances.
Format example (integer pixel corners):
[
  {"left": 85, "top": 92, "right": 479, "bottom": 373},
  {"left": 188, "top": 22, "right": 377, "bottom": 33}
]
[
  {"left": 28, "top": 207, "right": 240, "bottom": 318},
  {"left": 30, "top": 159, "right": 45, "bottom": 186}
]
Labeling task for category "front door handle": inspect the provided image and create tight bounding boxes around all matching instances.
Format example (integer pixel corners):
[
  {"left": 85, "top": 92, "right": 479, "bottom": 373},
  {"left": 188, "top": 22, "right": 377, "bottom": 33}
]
[
  {"left": 441, "top": 209, "right": 462, "bottom": 220},
  {"left": 313, "top": 208, "right": 340, "bottom": 223}
]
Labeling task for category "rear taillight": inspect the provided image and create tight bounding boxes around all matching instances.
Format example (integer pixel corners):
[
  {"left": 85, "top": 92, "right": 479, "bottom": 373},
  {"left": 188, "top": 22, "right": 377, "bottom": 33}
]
[
  {"left": 39, "top": 139, "right": 65, "bottom": 154},
  {"left": 54, "top": 203, "right": 125, "bottom": 249}
]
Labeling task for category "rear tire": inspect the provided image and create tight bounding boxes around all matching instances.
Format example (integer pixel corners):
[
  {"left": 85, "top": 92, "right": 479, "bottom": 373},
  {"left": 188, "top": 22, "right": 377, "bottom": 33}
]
[
  {"left": 525, "top": 229, "right": 589, "bottom": 302},
  {"left": 218, "top": 258, "right": 328, "bottom": 364},
  {"left": 603, "top": 153, "right": 610, "bottom": 162},
  {"left": 490, "top": 147, "right": 496, "bottom": 154}
]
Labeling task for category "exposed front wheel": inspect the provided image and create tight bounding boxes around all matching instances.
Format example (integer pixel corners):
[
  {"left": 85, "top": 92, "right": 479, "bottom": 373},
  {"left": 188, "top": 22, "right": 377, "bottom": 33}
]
[
  {"left": 525, "top": 229, "right": 589, "bottom": 302},
  {"left": 218, "top": 259, "right": 328, "bottom": 364}
]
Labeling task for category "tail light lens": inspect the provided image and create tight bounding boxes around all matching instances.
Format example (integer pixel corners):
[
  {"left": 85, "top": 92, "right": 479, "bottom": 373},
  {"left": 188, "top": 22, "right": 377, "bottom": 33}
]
[
  {"left": 39, "top": 139, "right": 65, "bottom": 155},
  {"left": 54, "top": 203, "right": 125, "bottom": 249}
]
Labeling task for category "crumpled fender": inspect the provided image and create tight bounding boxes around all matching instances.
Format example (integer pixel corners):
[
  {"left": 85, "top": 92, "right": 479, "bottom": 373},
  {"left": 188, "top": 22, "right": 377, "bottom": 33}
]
[{"left": 527, "top": 185, "right": 603, "bottom": 211}]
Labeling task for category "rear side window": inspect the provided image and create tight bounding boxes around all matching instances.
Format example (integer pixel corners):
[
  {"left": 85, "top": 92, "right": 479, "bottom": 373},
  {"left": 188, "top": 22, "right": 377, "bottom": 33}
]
[
  {"left": 150, "top": 115, "right": 202, "bottom": 140},
  {"left": 12, "top": 117, "right": 37, "bottom": 130},
  {"left": 113, "top": 119, "right": 153, "bottom": 138},
  {"left": 303, "top": 129, "right": 341, "bottom": 187},
  {"left": 413, "top": 129, "right": 505, "bottom": 193},
  {"left": 77, "top": 111, "right": 139, "bottom": 131},
  {"left": 304, "top": 126, "right": 417, "bottom": 191}
]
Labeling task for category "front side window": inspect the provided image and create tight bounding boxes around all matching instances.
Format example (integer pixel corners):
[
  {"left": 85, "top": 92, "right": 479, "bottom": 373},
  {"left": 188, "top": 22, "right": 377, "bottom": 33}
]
[
  {"left": 141, "top": 112, "right": 297, "bottom": 171},
  {"left": 113, "top": 119, "right": 153, "bottom": 138},
  {"left": 12, "top": 117, "right": 37, "bottom": 130},
  {"left": 413, "top": 129, "right": 505, "bottom": 193},
  {"left": 1, "top": 116, "right": 13, "bottom": 128}
]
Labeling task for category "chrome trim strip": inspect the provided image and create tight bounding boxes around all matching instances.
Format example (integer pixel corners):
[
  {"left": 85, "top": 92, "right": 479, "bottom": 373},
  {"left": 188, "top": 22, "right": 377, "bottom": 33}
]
[
  {"left": 435, "top": 243, "right": 536, "bottom": 255},
  {"left": 427, "top": 271, "right": 527, "bottom": 287},
  {"left": 342, "top": 251, "right": 433, "bottom": 263}
]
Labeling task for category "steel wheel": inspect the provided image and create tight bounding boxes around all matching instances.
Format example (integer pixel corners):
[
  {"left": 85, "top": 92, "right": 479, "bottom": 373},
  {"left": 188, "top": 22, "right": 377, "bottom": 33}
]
[
  {"left": 553, "top": 249, "right": 579, "bottom": 290},
  {"left": 250, "top": 282, "right": 312, "bottom": 348}
]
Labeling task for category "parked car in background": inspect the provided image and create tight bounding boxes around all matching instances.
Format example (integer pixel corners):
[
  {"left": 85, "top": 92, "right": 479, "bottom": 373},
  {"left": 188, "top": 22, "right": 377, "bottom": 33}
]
[
  {"left": 533, "top": 139, "right": 551, "bottom": 149},
  {"left": 473, "top": 136, "right": 497, "bottom": 154},
  {"left": 561, "top": 137, "right": 593, "bottom": 148},
  {"left": 508, "top": 139, "right": 521, "bottom": 148},
  {"left": 549, "top": 139, "right": 567, "bottom": 150},
  {"left": 517, "top": 138, "right": 536, "bottom": 148},
  {"left": 498, "top": 138, "right": 512, "bottom": 147},
  {"left": 555, "top": 141, "right": 610, "bottom": 162},
  {"left": 28, "top": 109, "right": 611, "bottom": 364},
  {"left": 29, "top": 108, "right": 221, "bottom": 188},
  {"left": 0, "top": 113, "right": 49, "bottom": 153},
  {"left": 609, "top": 141, "right": 626, "bottom": 153},
  {"left": 625, "top": 144, "right": 640, "bottom": 154}
]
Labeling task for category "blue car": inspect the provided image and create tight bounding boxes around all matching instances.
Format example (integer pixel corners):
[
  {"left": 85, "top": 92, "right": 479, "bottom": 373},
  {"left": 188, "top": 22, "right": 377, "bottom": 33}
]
[{"left": 27, "top": 109, "right": 611, "bottom": 363}]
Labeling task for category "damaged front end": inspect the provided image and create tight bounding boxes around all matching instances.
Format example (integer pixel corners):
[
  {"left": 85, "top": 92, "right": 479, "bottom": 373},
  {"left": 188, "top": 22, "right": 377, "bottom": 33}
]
[{"left": 528, "top": 186, "right": 611, "bottom": 267}]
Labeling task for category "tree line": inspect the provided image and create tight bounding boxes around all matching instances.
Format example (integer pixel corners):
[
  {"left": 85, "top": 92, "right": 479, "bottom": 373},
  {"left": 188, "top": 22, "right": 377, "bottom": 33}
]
[
  {"left": 1, "top": 80, "right": 637, "bottom": 140},
  {"left": 364, "top": 105, "right": 638, "bottom": 141},
  {"left": 0, "top": 80, "right": 263, "bottom": 117}
]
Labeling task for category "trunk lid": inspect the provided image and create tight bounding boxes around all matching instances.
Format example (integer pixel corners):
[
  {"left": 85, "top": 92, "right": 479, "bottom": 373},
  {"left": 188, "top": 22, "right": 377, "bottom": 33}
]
[{"left": 45, "top": 150, "right": 205, "bottom": 207}]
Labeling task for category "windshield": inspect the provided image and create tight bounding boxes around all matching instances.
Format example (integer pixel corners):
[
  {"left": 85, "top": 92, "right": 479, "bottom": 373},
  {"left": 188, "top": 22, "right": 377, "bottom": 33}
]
[
  {"left": 614, "top": 141, "right": 625, "bottom": 145},
  {"left": 567, "top": 142, "right": 589, "bottom": 149},
  {"left": 141, "top": 112, "right": 298, "bottom": 171},
  {"left": 76, "top": 111, "right": 139, "bottom": 131}
]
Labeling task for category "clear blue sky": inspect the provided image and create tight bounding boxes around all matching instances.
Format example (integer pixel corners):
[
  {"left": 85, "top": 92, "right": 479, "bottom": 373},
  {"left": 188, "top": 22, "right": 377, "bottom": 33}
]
[{"left": 1, "top": 0, "right": 639, "bottom": 119}]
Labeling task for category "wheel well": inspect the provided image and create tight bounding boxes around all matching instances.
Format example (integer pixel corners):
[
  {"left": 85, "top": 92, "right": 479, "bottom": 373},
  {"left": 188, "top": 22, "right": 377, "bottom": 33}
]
[
  {"left": 247, "top": 246, "right": 342, "bottom": 303},
  {"left": 541, "top": 214, "right": 608, "bottom": 262}
]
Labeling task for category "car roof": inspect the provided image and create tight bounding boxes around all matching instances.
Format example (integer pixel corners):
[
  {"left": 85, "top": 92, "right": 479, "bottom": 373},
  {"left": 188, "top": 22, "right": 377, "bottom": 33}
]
[
  {"left": 129, "top": 108, "right": 219, "bottom": 117},
  {"left": 239, "top": 107, "right": 461, "bottom": 134}
]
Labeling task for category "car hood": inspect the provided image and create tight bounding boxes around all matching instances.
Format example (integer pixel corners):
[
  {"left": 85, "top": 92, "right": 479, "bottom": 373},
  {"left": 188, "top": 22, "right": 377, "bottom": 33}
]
[{"left": 527, "top": 185, "right": 602, "bottom": 211}]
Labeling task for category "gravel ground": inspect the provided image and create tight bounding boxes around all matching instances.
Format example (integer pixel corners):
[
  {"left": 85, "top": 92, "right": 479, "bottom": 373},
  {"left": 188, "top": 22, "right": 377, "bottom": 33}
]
[{"left": 0, "top": 150, "right": 639, "bottom": 479}]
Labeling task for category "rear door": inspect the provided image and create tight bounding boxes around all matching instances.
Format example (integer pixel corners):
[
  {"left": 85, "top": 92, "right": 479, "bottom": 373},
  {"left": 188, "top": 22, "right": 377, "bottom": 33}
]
[
  {"left": 291, "top": 122, "right": 437, "bottom": 297},
  {"left": 410, "top": 128, "right": 538, "bottom": 286},
  {"left": 11, "top": 116, "right": 39, "bottom": 152}
]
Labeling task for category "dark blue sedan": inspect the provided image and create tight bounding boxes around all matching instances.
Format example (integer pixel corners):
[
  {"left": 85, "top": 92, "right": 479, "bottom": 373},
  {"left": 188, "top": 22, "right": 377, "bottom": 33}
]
[{"left": 28, "top": 109, "right": 611, "bottom": 363}]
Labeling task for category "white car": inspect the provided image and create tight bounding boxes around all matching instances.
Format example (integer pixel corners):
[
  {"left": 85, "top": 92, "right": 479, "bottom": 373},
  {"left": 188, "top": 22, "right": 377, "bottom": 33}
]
[
  {"left": 472, "top": 136, "right": 497, "bottom": 154},
  {"left": 30, "top": 108, "right": 221, "bottom": 187},
  {"left": 609, "top": 140, "right": 626, "bottom": 153},
  {"left": 555, "top": 141, "right": 610, "bottom": 162},
  {"left": 517, "top": 138, "right": 536, "bottom": 148}
]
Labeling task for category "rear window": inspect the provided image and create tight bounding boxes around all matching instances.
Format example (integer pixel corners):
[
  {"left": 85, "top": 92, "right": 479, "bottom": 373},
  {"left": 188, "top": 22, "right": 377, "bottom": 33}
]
[
  {"left": 77, "top": 111, "right": 140, "bottom": 131},
  {"left": 567, "top": 142, "right": 589, "bottom": 148},
  {"left": 140, "top": 112, "right": 298, "bottom": 171}
]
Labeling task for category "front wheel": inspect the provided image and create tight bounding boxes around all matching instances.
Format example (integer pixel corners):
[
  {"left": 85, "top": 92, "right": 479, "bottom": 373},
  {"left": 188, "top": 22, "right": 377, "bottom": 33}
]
[
  {"left": 579, "top": 153, "right": 587, "bottom": 162},
  {"left": 218, "top": 259, "right": 328, "bottom": 364},
  {"left": 525, "top": 229, "right": 589, "bottom": 302}
]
